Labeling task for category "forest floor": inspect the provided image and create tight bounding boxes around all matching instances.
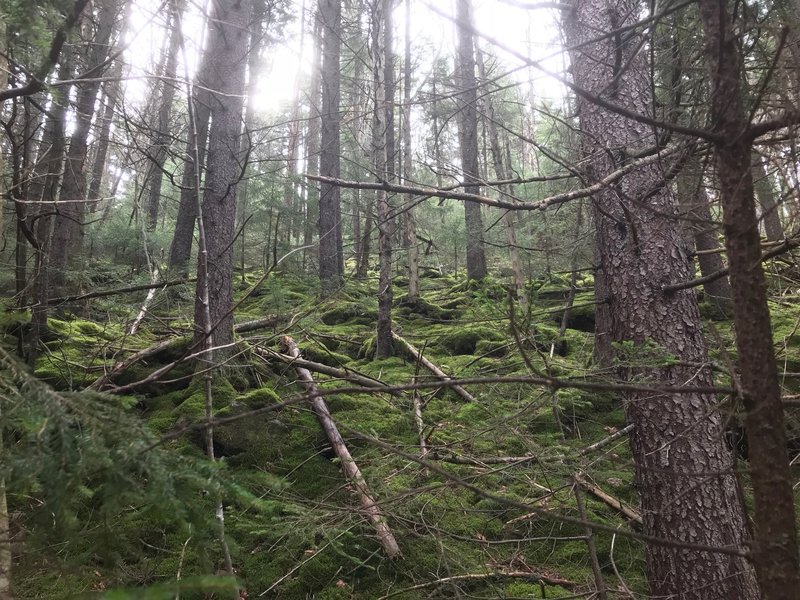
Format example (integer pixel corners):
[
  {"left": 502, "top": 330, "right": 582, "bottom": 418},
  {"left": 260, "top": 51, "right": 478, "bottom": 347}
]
[{"left": 7, "top": 266, "right": 800, "bottom": 599}]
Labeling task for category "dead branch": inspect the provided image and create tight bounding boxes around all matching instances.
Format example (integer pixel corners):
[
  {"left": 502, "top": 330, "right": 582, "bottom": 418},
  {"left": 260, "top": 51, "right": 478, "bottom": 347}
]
[
  {"left": 281, "top": 336, "right": 401, "bottom": 559},
  {"left": 254, "top": 346, "right": 400, "bottom": 396},
  {"left": 392, "top": 332, "right": 476, "bottom": 403},
  {"left": 573, "top": 472, "right": 642, "bottom": 526}
]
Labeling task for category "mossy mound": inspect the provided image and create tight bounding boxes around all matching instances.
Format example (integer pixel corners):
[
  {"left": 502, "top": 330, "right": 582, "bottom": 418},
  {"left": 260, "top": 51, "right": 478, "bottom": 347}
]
[
  {"left": 436, "top": 325, "right": 506, "bottom": 355},
  {"left": 320, "top": 302, "right": 378, "bottom": 325}
]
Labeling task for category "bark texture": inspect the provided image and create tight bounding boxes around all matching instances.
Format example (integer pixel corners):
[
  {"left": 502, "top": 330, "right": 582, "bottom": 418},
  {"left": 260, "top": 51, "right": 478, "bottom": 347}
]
[
  {"left": 564, "top": 0, "right": 758, "bottom": 596},
  {"left": 697, "top": 0, "right": 800, "bottom": 595},
  {"left": 193, "top": 0, "right": 251, "bottom": 352}
]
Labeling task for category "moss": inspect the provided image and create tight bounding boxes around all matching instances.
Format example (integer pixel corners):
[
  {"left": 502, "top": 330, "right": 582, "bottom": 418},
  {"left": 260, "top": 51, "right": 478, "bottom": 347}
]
[
  {"left": 395, "top": 294, "right": 458, "bottom": 321},
  {"left": 321, "top": 302, "right": 378, "bottom": 325},
  {"left": 437, "top": 326, "right": 506, "bottom": 355},
  {"left": 174, "top": 378, "right": 239, "bottom": 419},
  {"left": 298, "top": 340, "right": 353, "bottom": 367}
]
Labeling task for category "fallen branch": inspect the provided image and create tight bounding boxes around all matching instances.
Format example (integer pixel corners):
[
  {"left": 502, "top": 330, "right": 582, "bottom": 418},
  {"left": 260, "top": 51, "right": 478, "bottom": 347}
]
[
  {"left": 281, "top": 336, "right": 401, "bottom": 559},
  {"left": 88, "top": 316, "right": 285, "bottom": 391},
  {"left": 573, "top": 472, "right": 642, "bottom": 526},
  {"left": 255, "top": 346, "right": 400, "bottom": 396},
  {"left": 41, "top": 277, "right": 194, "bottom": 306},
  {"left": 430, "top": 450, "right": 539, "bottom": 466},
  {"left": 377, "top": 570, "right": 578, "bottom": 600},
  {"left": 392, "top": 332, "right": 476, "bottom": 403},
  {"left": 576, "top": 423, "right": 634, "bottom": 456}
]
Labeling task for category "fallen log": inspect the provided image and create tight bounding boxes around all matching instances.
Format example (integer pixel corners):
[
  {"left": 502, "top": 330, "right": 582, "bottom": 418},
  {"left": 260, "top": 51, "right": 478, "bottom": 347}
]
[
  {"left": 281, "top": 336, "right": 401, "bottom": 559},
  {"left": 392, "top": 332, "right": 476, "bottom": 403},
  {"left": 255, "top": 346, "right": 400, "bottom": 396}
]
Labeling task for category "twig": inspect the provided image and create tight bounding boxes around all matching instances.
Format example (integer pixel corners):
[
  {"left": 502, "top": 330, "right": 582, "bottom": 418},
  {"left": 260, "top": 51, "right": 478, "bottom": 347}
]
[{"left": 574, "top": 478, "right": 607, "bottom": 600}]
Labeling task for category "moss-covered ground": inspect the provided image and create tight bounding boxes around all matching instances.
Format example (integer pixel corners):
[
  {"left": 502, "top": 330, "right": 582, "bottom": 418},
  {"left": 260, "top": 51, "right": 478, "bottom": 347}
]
[{"left": 5, "top": 268, "right": 799, "bottom": 599}]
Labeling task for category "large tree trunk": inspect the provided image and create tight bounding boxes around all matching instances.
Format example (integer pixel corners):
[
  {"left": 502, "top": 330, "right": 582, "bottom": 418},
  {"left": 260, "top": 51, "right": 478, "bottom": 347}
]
[
  {"left": 50, "top": 0, "right": 119, "bottom": 295},
  {"left": 454, "top": 0, "right": 487, "bottom": 281},
  {"left": 318, "top": 0, "right": 344, "bottom": 297},
  {"left": 193, "top": 0, "right": 251, "bottom": 354},
  {"left": 563, "top": 0, "right": 758, "bottom": 597},
  {"left": 697, "top": 0, "right": 800, "bottom": 595}
]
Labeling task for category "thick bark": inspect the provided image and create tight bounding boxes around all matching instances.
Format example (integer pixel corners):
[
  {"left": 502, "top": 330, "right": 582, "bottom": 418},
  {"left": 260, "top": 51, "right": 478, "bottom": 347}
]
[
  {"left": 50, "top": 0, "right": 119, "bottom": 294},
  {"left": 318, "top": 0, "right": 344, "bottom": 297},
  {"left": 454, "top": 0, "right": 487, "bottom": 281},
  {"left": 145, "top": 0, "right": 184, "bottom": 231},
  {"left": 697, "top": 0, "right": 800, "bottom": 596},
  {"left": 564, "top": 0, "right": 758, "bottom": 597},
  {"left": 193, "top": 0, "right": 251, "bottom": 353}
]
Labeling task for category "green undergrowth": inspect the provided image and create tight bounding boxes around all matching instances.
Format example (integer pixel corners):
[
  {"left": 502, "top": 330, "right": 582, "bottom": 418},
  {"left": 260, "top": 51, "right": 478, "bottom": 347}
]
[{"left": 12, "top": 269, "right": 780, "bottom": 599}]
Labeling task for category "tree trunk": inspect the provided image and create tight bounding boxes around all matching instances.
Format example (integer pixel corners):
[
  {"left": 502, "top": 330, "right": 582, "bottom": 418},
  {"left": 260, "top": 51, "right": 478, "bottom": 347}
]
[
  {"left": 563, "top": 0, "right": 758, "bottom": 596},
  {"left": 454, "top": 0, "right": 487, "bottom": 281},
  {"left": 168, "top": 9, "right": 223, "bottom": 275},
  {"left": 676, "top": 157, "right": 732, "bottom": 310},
  {"left": 697, "top": 0, "right": 800, "bottom": 595},
  {"left": 50, "top": 0, "right": 119, "bottom": 295},
  {"left": 303, "top": 14, "right": 323, "bottom": 272},
  {"left": 145, "top": 0, "right": 184, "bottom": 231},
  {"left": 751, "top": 156, "right": 785, "bottom": 242},
  {"left": 402, "top": 0, "right": 419, "bottom": 301},
  {"left": 373, "top": 0, "right": 393, "bottom": 359},
  {"left": 193, "top": 0, "right": 251, "bottom": 354},
  {"left": 318, "top": 0, "right": 344, "bottom": 297},
  {"left": 87, "top": 61, "right": 123, "bottom": 213},
  {"left": 475, "top": 48, "right": 528, "bottom": 311}
]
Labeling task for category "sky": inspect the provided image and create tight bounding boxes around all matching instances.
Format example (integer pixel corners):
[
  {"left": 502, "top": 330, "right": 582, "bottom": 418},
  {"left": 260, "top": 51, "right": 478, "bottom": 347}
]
[{"left": 123, "top": 0, "right": 567, "bottom": 114}]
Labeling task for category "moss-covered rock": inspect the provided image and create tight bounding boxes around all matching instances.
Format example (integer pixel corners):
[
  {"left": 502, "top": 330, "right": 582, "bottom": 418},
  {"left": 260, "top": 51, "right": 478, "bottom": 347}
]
[{"left": 437, "top": 325, "right": 506, "bottom": 355}]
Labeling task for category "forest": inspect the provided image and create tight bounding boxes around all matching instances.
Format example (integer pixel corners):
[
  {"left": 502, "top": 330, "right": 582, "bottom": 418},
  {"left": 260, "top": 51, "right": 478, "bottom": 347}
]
[{"left": 0, "top": 0, "right": 799, "bottom": 597}]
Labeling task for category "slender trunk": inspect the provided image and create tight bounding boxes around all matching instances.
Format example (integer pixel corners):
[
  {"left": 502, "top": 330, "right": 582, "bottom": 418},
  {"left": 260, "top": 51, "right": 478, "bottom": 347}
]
[
  {"left": 50, "top": 0, "right": 119, "bottom": 294},
  {"left": 455, "top": 0, "right": 487, "bottom": 281},
  {"left": 374, "top": 0, "right": 393, "bottom": 359},
  {"left": 303, "top": 14, "right": 323, "bottom": 272},
  {"left": 168, "top": 10, "right": 222, "bottom": 275},
  {"left": 145, "top": 0, "right": 184, "bottom": 231},
  {"left": 476, "top": 49, "right": 528, "bottom": 310},
  {"left": 193, "top": 0, "right": 251, "bottom": 355},
  {"left": 563, "top": 0, "right": 758, "bottom": 596},
  {"left": 751, "top": 156, "right": 785, "bottom": 242},
  {"left": 87, "top": 61, "right": 123, "bottom": 213},
  {"left": 697, "top": 0, "right": 800, "bottom": 595},
  {"left": 402, "top": 0, "right": 419, "bottom": 301},
  {"left": 27, "top": 53, "right": 75, "bottom": 362},
  {"left": 676, "top": 157, "right": 732, "bottom": 310},
  {"left": 318, "top": 0, "right": 344, "bottom": 297}
]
